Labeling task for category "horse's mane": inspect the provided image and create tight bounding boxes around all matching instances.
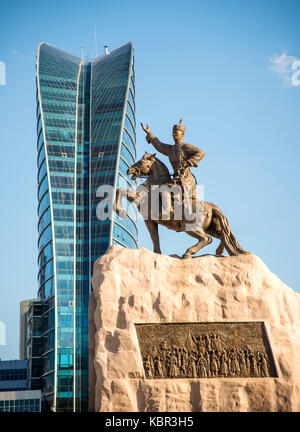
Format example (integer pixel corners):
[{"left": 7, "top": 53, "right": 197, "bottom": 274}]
[{"left": 153, "top": 156, "right": 171, "bottom": 176}]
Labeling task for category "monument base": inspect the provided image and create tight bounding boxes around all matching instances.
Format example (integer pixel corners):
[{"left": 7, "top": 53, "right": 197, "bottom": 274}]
[{"left": 89, "top": 246, "right": 300, "bottom": 412}]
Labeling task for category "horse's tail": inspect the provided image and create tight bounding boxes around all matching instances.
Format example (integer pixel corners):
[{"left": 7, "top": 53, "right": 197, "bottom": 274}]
[{"left": 212, "top": 208, "right": 247, "bottom": 256}]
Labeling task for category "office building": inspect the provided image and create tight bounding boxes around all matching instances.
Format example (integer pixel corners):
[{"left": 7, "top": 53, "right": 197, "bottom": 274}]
[
  {"left": 0, "top": 360, "right": 28, "bottom": 392},
  {"left": 0, "top": 390, "right": 41, "bottom": 412},
  {"left": 20, "top": 299, "right": 38, "bottom": 361},
  {"left": 36, "top": 41, "right": 137, "bottom": 411},
  {"left": 0, "top": 360, "right": 41, "bottom": 412}
]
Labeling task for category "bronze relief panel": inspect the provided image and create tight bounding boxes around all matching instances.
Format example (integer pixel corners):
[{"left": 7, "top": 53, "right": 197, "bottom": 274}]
[{"left": 135, "top": 322, "right": 277, "bottom": 379}]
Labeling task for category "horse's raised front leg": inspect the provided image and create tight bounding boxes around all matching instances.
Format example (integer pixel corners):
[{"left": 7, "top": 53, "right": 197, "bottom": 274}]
[
  {"left": 144, "top": 220, "right": 161, "bottom": 254},
  {"left": 114, "top": 188, "right": 138, "bottom": 219},
  {"left": 183, "top": 229, "right": 212, "bottom": 259},
  {"left": 114, "top": 188, "right": 125, "bottom": 218}
]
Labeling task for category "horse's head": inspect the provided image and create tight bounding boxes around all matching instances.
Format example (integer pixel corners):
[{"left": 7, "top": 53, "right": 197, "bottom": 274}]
[{"left": 127, "top": 153, "right": 157, "bottom": 180}]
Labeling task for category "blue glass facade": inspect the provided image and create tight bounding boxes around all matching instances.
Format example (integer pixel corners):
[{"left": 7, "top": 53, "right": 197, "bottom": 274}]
[
  {"left": 36, "top": 42, "right": 137, "bottom": 412},
  {"left": 0, "top": 397, "right": 41, "bottom": 412},
  {"left": 25, "top": 301, "right": 43, "bottom": 390},
  {"left": 0, "top": 391, "right": 41, "bottom": 412},
  {"left": 0, "top": 360, "right": 28, "bottom": 392}
]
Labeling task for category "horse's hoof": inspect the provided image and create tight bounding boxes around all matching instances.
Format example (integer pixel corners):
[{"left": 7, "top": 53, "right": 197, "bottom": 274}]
[{"left": 182, "top": 254, "right": 191, "bottom": 260}]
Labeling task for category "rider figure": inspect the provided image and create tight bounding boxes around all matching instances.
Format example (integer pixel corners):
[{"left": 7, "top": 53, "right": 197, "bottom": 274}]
[{"left": 141, "top": 119, "right": 205, "bottom": 219}]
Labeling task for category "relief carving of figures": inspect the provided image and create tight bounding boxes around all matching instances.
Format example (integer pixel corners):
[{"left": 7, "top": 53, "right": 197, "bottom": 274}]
[
  {"left": 144, "top": 354, "right": 153, "bottom": 379},
  {"left": 179, "top": 348, "right": 187, "bottom": 375},
  {"left": 229, "top": 348, "right": 241, "bottom": 376},
  {"left": 167, "top": 350, "right": 178, "bottom": 378},
  {"left": 244, "top": 347, "right": 251, "bottom": 375},
  {"left": 154, "top": 355, "right": 164, "bottom": 378},
  {"left": 258, "top": 351, "right": 269, "bottom": 377},
  {"left": 192, "top": 335, "right": 206, "bottom": 355},
  {"left": 136, "top": 322, "right": 277, "bottom": 380},
  {"left": 219, "top": 351, "right": 229, "bottom": 377},
  {"left": 238, "top": 349, "right": 246, "bottom": 375},
  {"left": 204, "top": 334, "right": 212, "bottom": 351},
  {"left": 211, "top": 333, "right": 222, "bottom": 351},
  {"left": 187, "top": 351, "right": 198, "bottom": 378},
  {"left": 210, "top": 351, "right": 219, "bottom": 377},
  {"left": 198, "top": 354, "right": 208, "bottom": 378},
  {"left": 249, "top": 349, "right": 259, "bottom": 377}
]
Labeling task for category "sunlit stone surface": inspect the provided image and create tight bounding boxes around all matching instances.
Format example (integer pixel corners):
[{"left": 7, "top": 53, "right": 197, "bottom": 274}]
[{"left": 89, "top": 245, "right": 300, "bottom": 412}]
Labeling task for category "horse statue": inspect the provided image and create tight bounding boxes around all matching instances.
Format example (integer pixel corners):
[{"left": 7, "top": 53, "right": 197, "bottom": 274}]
[{"left": 113, "top": 153, "right": 247, "bottom": 259}]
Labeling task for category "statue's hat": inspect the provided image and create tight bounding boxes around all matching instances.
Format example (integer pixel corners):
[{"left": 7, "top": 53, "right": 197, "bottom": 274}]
[{"left": 173, "top": 118, "right": 185, "bottom": 133}]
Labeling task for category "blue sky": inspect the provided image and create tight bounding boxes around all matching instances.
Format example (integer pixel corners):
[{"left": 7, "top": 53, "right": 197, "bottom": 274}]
[{"left": 0, "top": 0, "right": 299, "bottom": 359}]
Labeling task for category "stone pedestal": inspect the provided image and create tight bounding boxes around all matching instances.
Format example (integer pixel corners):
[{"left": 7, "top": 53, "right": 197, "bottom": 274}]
[{"left": 89, "top": 245, "right": 300, "bottom": 412}]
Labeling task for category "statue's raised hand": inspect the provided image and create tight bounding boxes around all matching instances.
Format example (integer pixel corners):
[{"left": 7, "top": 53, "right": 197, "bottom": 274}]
[
  {"left": 140, "top": 122, "right": 151, "bottom": 134},
  {"left": 140, "top": 122, "right": 151, "bottom": 143}
]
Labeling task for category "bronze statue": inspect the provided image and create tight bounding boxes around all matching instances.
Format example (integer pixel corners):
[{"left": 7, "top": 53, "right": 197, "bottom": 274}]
[
  {"left": 141, "top": 119, "right": 204, "bottom": 188},
  {"left": 140, "top": 119, "right": 203, "bottom": 218},
  {"left": 114, "top": 119, "right": 247, "bottom": 258}
]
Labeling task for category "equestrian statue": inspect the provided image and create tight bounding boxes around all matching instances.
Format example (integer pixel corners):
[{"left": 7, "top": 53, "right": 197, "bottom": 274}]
[{"left": 114, "top": 119, "right": 247, "bottom": 259}]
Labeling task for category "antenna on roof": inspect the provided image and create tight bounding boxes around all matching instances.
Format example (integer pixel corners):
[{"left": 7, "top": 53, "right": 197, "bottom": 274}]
[
  {"left": 81, "top": 44, "right": 84, "bottom": 61},
  {"left": 94, "top": 26, "right": 98, "bottom": 58}
]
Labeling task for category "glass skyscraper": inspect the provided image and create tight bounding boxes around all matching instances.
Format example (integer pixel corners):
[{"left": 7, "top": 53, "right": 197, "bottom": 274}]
[{"left": 36, "top": 41, "right": 137, "bottom": 412}]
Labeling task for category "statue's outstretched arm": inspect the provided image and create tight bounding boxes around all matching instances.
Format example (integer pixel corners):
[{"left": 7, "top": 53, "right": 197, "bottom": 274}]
[
  {"left": 140, "top": 122, "right": 172, "bottom": 156},
  {"left": 146, "top": 132, "right": 172, "bottom": 156}
]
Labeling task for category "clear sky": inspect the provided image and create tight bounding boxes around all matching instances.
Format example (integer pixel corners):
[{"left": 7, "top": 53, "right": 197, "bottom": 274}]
[{"left": 0, "top": 0, "right": 299, "bottom": 359}]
